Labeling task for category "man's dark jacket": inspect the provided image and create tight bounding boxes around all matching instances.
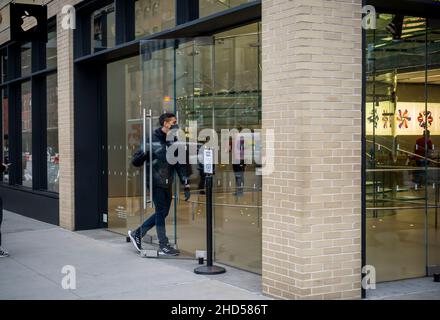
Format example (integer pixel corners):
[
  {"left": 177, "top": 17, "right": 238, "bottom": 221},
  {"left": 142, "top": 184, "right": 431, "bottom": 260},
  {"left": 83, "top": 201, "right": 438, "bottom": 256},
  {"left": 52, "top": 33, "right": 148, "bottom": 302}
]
[{"left": 132, "top": 128, "right": 188, "bottom": 189}]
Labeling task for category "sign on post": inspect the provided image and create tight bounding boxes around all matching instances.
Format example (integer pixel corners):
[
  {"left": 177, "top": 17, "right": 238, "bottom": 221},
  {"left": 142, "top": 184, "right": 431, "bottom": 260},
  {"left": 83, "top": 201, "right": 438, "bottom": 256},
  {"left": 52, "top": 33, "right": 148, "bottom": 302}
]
[{"left": 203, "top": 148, "right": 213, "bottom": 175}]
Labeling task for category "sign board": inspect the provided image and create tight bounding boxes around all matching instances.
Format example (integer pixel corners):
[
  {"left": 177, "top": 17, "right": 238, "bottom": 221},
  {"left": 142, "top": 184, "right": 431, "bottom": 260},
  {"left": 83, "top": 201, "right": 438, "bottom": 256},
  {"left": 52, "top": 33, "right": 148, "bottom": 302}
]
[
  {"left": 203, "top": 148, "right": 214, "bottom": 175},
  {"left": 10, "top": 3, "right": 47, "bottom": 42}
]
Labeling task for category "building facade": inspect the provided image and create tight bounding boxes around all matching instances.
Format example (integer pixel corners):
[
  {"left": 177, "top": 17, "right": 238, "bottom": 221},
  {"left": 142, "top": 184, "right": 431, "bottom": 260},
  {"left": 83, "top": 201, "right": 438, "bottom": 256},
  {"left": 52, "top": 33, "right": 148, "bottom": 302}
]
[{"left": 0, "top": 0, "right": 439, "bottom": 299}]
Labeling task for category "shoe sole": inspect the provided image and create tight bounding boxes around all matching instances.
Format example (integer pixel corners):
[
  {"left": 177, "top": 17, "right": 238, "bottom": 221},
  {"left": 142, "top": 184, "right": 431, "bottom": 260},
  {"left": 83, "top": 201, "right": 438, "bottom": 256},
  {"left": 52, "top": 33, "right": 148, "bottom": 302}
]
[
  {"left": 128, "top": 231, "right": 141, "bottom": 252},
  {"left": 158, "top": 251, "right": 179, "bottom": 256}
]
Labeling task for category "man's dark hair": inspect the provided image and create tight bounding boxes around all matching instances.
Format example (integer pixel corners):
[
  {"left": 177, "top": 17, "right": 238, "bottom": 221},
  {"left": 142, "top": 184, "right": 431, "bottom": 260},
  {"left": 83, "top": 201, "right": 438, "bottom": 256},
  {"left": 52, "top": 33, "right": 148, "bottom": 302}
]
[{"left": 159, "top": 113, "right": 176, "bottom": 126}]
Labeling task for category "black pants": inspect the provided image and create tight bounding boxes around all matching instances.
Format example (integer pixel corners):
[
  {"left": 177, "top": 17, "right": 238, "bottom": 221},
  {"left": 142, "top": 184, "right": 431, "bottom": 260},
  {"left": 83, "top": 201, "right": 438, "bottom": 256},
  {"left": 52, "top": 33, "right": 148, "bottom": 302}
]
[{"left": 137, "top": 186, "right": 173, "bottom": 246}]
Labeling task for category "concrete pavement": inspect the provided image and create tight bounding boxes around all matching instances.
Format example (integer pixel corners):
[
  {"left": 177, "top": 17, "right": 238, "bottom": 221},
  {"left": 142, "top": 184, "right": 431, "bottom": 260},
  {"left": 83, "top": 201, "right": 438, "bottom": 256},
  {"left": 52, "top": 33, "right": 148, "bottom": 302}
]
[
  {"left": 0, "top": 211, "right": 267, "bottom": 300},
  {"left": 2, "top": 210, "right": 440, "bottom": 300}
]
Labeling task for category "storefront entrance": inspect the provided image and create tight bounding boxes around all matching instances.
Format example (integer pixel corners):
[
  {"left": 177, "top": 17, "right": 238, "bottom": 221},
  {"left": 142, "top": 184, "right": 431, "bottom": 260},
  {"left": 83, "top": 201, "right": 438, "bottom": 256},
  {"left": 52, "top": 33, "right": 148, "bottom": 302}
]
[
  {"left": 106, "top": 23, "right": 262, "bottom": 273},
  {"left": 365, "top": 14, "right": 440, "bottom": 282}
]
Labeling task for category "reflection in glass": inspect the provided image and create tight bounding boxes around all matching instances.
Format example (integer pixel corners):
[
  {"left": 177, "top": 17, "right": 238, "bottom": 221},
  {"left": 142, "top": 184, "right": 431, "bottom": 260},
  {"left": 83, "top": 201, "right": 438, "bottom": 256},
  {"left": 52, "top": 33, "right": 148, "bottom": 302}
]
[
  {"left": 199, "top": 0, "right": 256, "bottom": 18},
  {"left": 46, "top": 22, "right": 57, "bottom": 70},
  {"left": 107, "top": 56, "right": 144, "bottom": 234},
  {"left": 47, "top": 74, "right": 58, "bottom": 192},
  {"left": 21, "top": 81, "right": 32, "bottom": 188},
  {"left": 21, "top": 43, "right": 31, "bottom": 77},
  {"left": 135, "top": 0, "right": 175, "bottom": 39},
  {"left": 365, "top": 14, "right": 440, "bottom": 282},
  {"left": 91, "top": 4, "right": 116, "bottom": 53}
]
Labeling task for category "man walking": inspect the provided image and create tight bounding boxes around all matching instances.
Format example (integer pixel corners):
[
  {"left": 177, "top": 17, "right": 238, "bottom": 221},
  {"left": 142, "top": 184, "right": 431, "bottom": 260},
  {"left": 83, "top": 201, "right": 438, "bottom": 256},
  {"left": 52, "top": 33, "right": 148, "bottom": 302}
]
[{"left": 129, "top": 113, "right": 190, "bottom": 256}]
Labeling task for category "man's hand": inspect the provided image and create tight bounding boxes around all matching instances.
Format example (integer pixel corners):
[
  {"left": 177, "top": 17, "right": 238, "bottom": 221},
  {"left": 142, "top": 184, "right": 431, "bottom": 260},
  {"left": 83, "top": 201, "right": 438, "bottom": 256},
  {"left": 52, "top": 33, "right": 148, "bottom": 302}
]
[{"left": 184, "top": 185, "right": 191, "bottom": 201}]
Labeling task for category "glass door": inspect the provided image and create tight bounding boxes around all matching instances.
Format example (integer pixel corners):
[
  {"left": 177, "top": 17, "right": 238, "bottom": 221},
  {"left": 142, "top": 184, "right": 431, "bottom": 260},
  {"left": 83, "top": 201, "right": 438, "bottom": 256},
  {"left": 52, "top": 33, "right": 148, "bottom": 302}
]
[
  {"left": 107, "top": 56, "right": 146, "bottom": 236},
  {"left": 140, "top": 23, "right": 262, "bottom": 273},
  {"left": 107, "top": 52, "right": 175, "bottom": 247}
]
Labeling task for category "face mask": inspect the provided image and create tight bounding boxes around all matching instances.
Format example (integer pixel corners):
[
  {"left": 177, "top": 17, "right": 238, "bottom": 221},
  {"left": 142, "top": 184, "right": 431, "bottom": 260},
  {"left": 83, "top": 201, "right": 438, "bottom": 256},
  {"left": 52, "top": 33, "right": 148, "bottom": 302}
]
[{"left": 170, "top": 124, "right": 179, "bottom": 130}]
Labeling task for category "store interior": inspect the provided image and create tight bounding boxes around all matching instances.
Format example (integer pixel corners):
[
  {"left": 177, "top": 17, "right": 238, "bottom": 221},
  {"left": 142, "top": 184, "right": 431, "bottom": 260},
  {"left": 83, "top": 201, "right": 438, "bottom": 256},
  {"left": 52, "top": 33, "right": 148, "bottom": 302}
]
[{"left": 366, "top": 14, "right": 440, "bottom": 282}]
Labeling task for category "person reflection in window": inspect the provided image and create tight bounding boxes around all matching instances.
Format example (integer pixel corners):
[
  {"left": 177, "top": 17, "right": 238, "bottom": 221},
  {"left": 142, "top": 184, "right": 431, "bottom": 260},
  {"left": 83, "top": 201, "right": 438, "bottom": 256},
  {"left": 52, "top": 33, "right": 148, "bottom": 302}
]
[
  {"left": 412, "top": 130, "right": 433, "bottom": 186},
  {"left": 230, "top": 127, "right": 246, "bottom": 197}
]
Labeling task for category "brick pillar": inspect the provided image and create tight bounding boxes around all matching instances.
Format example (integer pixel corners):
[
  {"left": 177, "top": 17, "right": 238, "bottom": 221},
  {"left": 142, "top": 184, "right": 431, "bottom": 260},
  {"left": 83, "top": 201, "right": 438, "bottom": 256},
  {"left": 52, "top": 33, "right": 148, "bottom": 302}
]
[
  {"left": 261, "top": 0, "right": 362, "bottom": 299},
  {"left": 56, "top": 6, "right": 75, "bottom": 230}
]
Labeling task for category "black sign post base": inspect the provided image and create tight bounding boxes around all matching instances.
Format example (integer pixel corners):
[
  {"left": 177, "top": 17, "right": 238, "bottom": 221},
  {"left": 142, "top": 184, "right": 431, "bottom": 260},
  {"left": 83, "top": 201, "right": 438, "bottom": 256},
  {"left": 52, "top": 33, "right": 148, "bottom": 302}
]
[
  {"left": 194, "top": 265, "right": 226, "bottom": 275},
  {"left": 194, "top": 174, "right": 226, "bottom": 275}
]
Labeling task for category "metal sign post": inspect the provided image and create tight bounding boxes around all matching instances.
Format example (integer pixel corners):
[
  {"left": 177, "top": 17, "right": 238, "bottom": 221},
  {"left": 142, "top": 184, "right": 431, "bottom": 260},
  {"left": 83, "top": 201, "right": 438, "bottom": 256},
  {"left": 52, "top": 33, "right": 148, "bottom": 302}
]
[{"left": 194, "top": 148, "right": 226, "bottom": 275}]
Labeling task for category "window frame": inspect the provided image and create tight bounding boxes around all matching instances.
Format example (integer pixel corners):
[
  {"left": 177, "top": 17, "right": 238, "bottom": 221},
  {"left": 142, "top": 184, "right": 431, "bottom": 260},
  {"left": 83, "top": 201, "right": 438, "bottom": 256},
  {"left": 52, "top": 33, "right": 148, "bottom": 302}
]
[{"left": 0, "top": 17, "right": 58, "bottom": 196}]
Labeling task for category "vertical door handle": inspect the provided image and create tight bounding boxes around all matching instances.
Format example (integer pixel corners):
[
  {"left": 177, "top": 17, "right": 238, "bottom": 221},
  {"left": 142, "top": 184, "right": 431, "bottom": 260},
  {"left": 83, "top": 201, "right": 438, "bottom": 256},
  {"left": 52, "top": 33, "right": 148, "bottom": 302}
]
[
  {"left": 143, "top": 108, "right": 147, "bottom": 210},
  {"left": 148, "top": 109, "right": 153, "bottom": 208}
]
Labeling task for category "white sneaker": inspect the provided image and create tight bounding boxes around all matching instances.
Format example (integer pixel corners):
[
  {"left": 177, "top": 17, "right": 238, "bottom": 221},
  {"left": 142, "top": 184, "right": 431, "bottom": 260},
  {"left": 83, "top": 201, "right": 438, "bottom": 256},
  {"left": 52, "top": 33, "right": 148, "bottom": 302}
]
[
  {"left": 0, "top": 247, "right": 9, "bottom": 258},
  {"left": 128, "top": 230, "right": 141, "bottom": 252}
]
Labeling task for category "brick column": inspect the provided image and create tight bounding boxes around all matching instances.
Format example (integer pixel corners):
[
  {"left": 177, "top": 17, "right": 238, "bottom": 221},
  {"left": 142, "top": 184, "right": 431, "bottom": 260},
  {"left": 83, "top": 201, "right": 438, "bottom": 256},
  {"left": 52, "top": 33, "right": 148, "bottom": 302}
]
[
  {"left": 54, "top": 1, "right": 78, "bottom": 230},
  {"left": 261, "top": 0, "right": 362, "bottom": 299}
]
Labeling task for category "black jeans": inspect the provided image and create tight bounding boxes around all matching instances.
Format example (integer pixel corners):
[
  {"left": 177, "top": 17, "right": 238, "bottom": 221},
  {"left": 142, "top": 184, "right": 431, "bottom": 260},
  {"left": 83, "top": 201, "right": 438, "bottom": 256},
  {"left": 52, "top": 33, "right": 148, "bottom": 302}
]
[{"left": 136, "top": 186, "right": 172, "bottom": 246}]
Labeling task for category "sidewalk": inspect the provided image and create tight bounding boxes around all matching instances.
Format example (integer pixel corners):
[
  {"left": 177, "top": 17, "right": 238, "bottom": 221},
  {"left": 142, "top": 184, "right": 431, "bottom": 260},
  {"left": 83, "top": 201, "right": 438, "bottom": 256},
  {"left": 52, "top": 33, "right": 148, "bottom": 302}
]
[
  {"left": 0, "top": 211, "right": 268, "bottom": 300},
  {"left": 366, "top": 277, "right": 440, "bottom": 300},
  {"left": 2, "top": 211, "right": 440, "bottom": 300}
]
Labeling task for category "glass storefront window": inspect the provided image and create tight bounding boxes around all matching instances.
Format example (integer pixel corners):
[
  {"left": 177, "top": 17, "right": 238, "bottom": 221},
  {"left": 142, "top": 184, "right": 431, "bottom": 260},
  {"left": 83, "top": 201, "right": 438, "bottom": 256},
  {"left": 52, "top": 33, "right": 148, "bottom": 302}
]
[
  {"left": 365, "top": 14, "right": 440, "bottom": 282},
  {"left": 91, "top": 3, "right": 116, "bottom": 53},
  {"left": 199, "top": 0, "right": 256, "bottom": 18},
  {"left": 47, "top": 22, "right": 57, "bottom": 70},
  {"left": 135, "top": 0, "right": 175, "bottom": 38},
  {"left": 21, "top": 43, "right": 31, "bottom": 77},
  {"left": 427, "top": 17, "right": 440, "bottom": 273},
  {"left": 21, "top": 81, "right": 32, "bottom": 188},
  {"left": 1, "top": 88, "right": 8, "bottom": 183},
  {"left": 47, "top": 74, "right": 58, "bottom": 192}
]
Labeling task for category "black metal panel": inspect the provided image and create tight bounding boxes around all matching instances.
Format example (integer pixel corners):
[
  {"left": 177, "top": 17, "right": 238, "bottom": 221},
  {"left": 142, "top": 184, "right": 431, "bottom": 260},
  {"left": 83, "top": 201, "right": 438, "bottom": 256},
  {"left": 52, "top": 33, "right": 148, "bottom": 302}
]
[
  {"left": 0, "top": 185, "right": 59, "bottom": 225},
  {"left": 31, "top": 74, "right": 47, "bottom": 190},
  {"left": 8, "top": 83, "right": 20, "bottom": 186},
  {"left": 32, "top": 40, "right": 45, "bottom": 73},
  {"left": 74, "top": 6, "right": 92, "bottom": 59},
  {"left": 74, "top": 63, "right": 103, "bottom": 230},
  {"left": 176, "top": 0, "right": 199, "bottom": 25},
  {"left": 75, "top": 40, "right": 139, "bottom": 65},
  {"left": 6, "top": 45, "right": 19, "bottom": 82},
  {"left": 116, "top": 0, "right": 135, "bottom": 44},
  {"left": 98, "top": 65, "right": 108, "bottom": 229}
]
